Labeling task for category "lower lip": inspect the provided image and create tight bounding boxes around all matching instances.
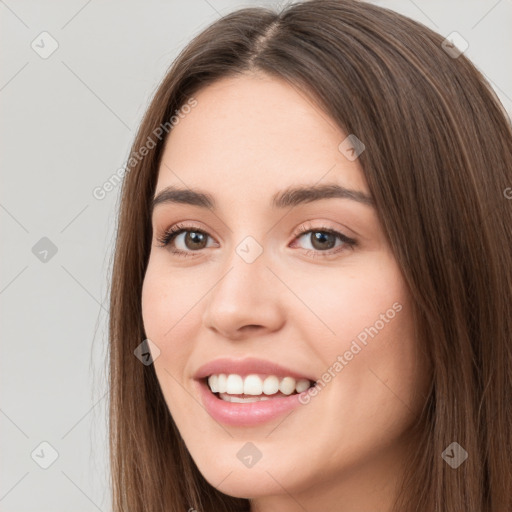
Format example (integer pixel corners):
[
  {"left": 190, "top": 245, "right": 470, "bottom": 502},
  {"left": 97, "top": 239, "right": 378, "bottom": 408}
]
[{"left": 196, "top": 379, "right": 308, "bottom": 426}]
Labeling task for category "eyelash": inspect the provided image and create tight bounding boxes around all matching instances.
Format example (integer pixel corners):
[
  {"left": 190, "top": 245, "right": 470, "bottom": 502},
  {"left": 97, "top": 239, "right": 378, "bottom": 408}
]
[{"left": 155, "top": 222, "right": 357, "bottom": 259}]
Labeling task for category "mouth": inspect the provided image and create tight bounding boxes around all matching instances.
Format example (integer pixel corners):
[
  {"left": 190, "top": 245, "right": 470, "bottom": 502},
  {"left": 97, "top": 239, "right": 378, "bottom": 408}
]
[
  {"left": 193, "top": 357, "right": 319, "bottom": 424},
  {"left": 196, "top": 375, "right": 317, "bottom": 426},
  {"left": 203, "top": 373, "right": 317, "bottom": 403}
]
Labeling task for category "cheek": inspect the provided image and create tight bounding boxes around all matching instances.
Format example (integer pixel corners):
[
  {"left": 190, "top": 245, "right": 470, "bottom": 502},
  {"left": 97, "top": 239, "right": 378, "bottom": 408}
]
[
  {"left": 292, "top": 250, "right": 408, "bottom": 347},
  {"left": 141, "top": 256, "right": 203, "bottom": 379},
  {"left": 296, "top": 251, "right": 424, "bottom": 414},
  {"left": 141, "top": 258, "right": 204, "bottom": 421},
  {"left": 142, "top": 256, "right": 199, "bottom": 338}
]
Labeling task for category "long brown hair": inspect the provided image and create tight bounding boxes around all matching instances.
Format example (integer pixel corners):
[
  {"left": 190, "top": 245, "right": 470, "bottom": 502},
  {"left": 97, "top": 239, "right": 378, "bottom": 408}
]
[{"left": 108, "top": 1, "right": 512, "bottom": 510}]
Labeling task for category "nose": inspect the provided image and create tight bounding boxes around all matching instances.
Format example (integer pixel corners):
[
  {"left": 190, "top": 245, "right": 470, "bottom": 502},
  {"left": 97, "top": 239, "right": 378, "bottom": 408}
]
[{"left": 201, "top": 248, "right": 286, "bottom": 340}]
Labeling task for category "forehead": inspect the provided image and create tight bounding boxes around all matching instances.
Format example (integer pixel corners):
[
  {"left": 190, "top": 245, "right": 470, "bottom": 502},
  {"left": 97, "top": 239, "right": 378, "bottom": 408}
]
[{"left": 156, "top": 73, "right": 368, "bottom": 205}]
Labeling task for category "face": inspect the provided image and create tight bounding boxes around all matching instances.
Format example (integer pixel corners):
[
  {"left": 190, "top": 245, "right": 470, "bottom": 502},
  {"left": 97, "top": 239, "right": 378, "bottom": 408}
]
[{"left": 141, "top": 73, "right": 430, "bottom": 510}]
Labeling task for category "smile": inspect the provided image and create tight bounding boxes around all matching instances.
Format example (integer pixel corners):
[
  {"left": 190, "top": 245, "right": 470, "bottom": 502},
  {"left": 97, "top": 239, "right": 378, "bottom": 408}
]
[
  {"left": 197, "top": 375, "right": 317, "bottom": 426},
  {"left": 208, "top": 373, "right": 314, "bottom": 398}
]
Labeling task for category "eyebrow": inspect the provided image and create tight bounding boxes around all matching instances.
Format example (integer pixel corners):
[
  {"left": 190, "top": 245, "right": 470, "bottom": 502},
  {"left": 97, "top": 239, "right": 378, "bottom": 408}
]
[{"left": 151, "top": 183, "right": 374, "bottom": 215}]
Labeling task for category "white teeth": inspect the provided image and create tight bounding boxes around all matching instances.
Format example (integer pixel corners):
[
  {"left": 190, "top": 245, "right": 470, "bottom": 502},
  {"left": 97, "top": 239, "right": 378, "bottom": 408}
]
[
  {"left": 295, "top": 379, "right": 310, "bottom": 393},
  {"left": 243, "top": 374, "right": 263, "bottom": 395},
  {"left": 219, "top": 393, "right": 272, "bottom": 403},
  {"left": 208, "top": 374, "right": 218, "bottom": 393},
  {"left": 280, "top": 376, "right": 297, "bottom": 395},
  {"left": 226, "top": 374, "right": 244, "bottom": 394},
  {"left": 262, "top": 375, "right": 279, "bottom": 395},
  {"left": 207, "top": 373, "right": 312, "bottom": 396},
  {"left": 217, "top": 374, "right": 227, "bottom": 393}
]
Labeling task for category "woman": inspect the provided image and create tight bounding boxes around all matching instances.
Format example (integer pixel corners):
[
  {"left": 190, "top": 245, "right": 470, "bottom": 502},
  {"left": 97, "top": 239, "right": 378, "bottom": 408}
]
[{"left": 108, "top": 1, "right": 512, "bottom": 510}]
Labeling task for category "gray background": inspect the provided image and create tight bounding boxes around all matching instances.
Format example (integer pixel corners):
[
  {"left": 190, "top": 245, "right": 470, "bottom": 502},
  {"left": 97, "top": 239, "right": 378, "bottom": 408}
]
[{"left": 1, "top": 0, "right": 510, "bottom": 510}]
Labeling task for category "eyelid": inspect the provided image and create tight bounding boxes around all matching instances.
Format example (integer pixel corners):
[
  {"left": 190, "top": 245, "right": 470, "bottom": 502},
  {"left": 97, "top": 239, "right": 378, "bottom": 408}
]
[
  {"left": 155, "top": 220, "right": 357, "bottom": 258},
  {"left": 155, "top": 221, "right": 214, "bottom": 248}
]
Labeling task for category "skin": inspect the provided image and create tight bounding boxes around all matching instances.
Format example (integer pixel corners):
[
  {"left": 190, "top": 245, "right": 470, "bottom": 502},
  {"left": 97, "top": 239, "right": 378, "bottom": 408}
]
[{"left": 141, "top": 72, "right": 431, "bottom": 512}]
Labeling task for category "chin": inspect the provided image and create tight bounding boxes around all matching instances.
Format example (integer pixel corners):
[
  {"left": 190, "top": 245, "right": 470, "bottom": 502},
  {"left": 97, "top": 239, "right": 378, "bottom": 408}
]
[
  {"left": 202, "top": 468, "right": 286, "bottom": 500},
  {"left": 192, "top": 451, "right": 310, "bottom": 500}
]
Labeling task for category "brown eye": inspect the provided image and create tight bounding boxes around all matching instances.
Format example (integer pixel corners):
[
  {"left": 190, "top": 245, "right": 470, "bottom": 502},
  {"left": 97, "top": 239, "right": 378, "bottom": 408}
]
[
  {"left": 290, "top": 225, "right": 357, "bottom": 259},
  {"left": 308, "top": 231, "right": 337, "bottom": 251},
  {"left": 163, "top": 229, "right": 213, "bottom": 252},
  {"left": 156, "top": 223, "right": 215, "bottom": 256},
  {"left": 157, "top": 223, "right": 356, "bottom": 260},
  {"left": 181, "top": 231, "right": 208, "bottom": 250}
]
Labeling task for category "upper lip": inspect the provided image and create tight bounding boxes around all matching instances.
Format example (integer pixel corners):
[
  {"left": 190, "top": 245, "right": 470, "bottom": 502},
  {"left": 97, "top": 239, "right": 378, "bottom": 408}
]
[{"left": 194, "top": 357, "right": 316, "bottom": 382}]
